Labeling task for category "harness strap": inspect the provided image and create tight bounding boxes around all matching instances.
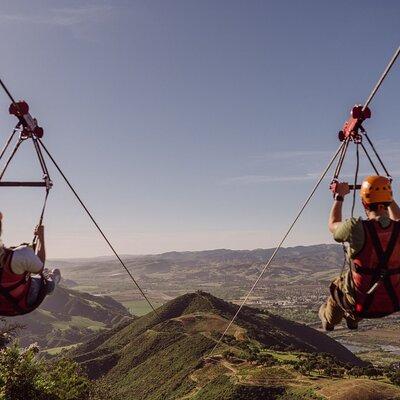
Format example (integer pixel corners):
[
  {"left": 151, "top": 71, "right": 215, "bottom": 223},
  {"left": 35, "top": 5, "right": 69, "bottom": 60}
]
[
  {"left": 362, "top": 220, "right": 400, "bottom": 312},
  {"left": 354, "top": 266, "right": 400, "bottom": 275},
  {"left": 3, "top": 276, "right": 28, "bottom": 292},
  {"left": 0, "top": 287, "right": 26, "bottom": 314}
]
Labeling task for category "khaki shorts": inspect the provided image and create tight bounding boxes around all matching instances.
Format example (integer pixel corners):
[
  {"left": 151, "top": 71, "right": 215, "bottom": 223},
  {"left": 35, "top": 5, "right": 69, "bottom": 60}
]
[{"left": 323, "top": 274, "right": 357, "bottom": 326}]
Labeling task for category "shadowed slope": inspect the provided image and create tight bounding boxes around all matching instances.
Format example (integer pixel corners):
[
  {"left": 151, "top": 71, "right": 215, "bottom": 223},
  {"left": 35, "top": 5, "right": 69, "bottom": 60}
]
[{"left": 7, "top": 286, "right": 131, "bottom": 348}]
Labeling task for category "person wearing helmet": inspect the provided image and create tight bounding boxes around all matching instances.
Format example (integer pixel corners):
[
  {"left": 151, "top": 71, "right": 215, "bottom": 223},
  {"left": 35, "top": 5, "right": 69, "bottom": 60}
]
[
  {"left": 319, "top": 176, "right": 400, "bottom": 331},
  {"left": 0, "top": 212, "right": 61, "bottom": 316}
]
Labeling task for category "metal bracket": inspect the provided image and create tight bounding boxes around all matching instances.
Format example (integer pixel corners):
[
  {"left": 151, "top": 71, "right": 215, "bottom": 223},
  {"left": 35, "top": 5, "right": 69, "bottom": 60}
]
[
  {"left": 9, "top": 101, "right": 44, "bottom": 139},
  {"left": 338, "top": 105, "right": 371, "bottom": 142}
]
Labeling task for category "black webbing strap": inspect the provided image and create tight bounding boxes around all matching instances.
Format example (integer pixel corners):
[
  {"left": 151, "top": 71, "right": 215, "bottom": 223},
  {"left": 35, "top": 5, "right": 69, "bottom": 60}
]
[
  {"left": 363, "top": 221, "right": 400, "bottom": 312},
  {"left": 355, "top": 266, "right": 400, "bottom": 275},
  {"left": 32, "top": 189, "right": 50, "bottom": 250}
]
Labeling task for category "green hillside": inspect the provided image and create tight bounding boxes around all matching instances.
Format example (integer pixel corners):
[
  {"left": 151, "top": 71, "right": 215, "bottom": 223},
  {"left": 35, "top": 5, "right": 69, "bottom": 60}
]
[
  {"left": 66, "top": 291, "right": 400, "bottom": 400},
  {"left": 6, "top": 286, "right": 132, "bottom": 350}
]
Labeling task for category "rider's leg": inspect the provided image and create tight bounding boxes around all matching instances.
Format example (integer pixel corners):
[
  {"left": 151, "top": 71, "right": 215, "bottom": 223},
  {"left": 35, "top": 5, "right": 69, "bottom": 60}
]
[
  {"left": 26, "top": 269, "right": 62, "bottom": 306},
  {"left": 43, "top": 268, "right": 61, "bottom": 295},
  {"left": 27, "top": 277, "right": 42, "bottom": 307},
  {"left": 319, "top": 295, "right": 345, "bottom": 331}
]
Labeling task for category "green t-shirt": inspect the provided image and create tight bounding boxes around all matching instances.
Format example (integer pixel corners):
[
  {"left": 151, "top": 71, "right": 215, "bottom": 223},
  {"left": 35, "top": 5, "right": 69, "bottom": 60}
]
[{"left": 333, "top": 215, "right": 391, "bottom": 258}]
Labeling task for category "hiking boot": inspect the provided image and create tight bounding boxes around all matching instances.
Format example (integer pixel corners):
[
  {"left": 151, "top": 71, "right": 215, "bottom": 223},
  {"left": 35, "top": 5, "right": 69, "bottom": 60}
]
[
  {"left": 50, "top": 268, "right": 61, "bottom": 286},
  {"left": 318, "top": 304, "right": 334, "bottom": 331},
  {"left": 345, "top": 315, "right": 358, "bottom": 330}
]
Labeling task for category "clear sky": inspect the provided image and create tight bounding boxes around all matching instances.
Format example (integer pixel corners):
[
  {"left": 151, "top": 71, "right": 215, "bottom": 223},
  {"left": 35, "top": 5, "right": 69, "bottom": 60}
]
[{"left": 0, "top": 1, "right": 399, "bottom": 258}]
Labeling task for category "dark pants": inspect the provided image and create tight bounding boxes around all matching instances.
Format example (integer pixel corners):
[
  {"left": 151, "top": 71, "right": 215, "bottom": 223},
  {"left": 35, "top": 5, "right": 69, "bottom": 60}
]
[{"left": 27, "top": 276, "right": 56, "bottom": 307}]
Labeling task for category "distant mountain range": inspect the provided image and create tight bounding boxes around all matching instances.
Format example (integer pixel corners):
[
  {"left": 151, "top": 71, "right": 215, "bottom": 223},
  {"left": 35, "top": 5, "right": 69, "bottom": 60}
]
[
  {"left": 60, "top": 244, "right": 344, "bottom": 302},
  {"left": 66, "top": 291, "right": 400, "bottom": 400}
]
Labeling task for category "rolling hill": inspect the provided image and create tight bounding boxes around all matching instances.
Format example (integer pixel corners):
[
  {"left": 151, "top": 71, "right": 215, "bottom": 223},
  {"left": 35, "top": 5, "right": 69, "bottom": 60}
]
[
  {"left": 66, "top": 291, "right": 400, "bottom": 400},
  {"left": 7, "top": 286, "right": 132, "bottom": 350},
  {"left": 58, "top": 246, "right": 400, "bottom": 367}
]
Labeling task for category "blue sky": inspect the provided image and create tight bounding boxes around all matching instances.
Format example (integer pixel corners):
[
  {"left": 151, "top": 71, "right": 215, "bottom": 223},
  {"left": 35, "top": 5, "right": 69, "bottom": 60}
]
[{"left": 0, "top": 1, "right": 399, "bottom": 257}]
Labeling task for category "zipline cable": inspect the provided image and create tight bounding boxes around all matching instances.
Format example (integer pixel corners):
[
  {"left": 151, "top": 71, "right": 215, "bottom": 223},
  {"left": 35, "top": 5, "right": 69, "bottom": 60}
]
[
  {"left": 211, "top": 44, "right": 400, "bottom": 355},
  {"left": 0, "top": 79, "right": 17, "bottom": 104},
  {"left": 363, "top": 46, "right": 400, "bottom": 111},
  {"left": 36, "top": 139, "right": 159, "bottom": 317},
  {"left": 209, "top": 141, "right": 346, "bottom": 355}
]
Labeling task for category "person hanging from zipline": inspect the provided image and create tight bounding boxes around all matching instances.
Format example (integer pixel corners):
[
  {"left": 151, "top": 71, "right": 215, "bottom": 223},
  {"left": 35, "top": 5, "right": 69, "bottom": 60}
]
[
  {"left": 319, "top": 176, "right": 400, "bottom": 331},
  {"left": 0, "top": 212, "right": 61, "bottom": 316}
]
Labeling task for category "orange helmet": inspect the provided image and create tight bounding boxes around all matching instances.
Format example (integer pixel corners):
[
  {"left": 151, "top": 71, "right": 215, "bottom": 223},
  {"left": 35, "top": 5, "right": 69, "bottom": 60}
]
[{"left": 360, "top": 176, "right": 393, "bottom": 205}]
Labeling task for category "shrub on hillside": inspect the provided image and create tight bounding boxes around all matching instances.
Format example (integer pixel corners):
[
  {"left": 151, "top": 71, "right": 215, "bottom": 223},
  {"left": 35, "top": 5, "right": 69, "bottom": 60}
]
[
  {"left": 294, "top": 353, "right": 349, "bottom": 376},
  {"left": 389, "top": 370, "right": 400, "bottom": 386},
  {"left": 386, "top": 362, "right": 400, "bottom": 386},
  {"left": 0, "top": 343, "right": 90, "bottom": 400}
]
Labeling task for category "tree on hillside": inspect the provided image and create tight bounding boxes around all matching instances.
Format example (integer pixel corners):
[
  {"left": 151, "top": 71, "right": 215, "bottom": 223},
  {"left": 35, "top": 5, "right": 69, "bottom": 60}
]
[{"left": 0, "top": 319, "right": 23, "bottom": 348}]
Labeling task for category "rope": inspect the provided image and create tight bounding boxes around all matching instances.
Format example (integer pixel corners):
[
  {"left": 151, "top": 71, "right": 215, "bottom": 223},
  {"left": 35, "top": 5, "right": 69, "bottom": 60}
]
[
  {"left": 351, "top": 143, "right": 359, "bottom": 218},
  {"left": 36, "top": 138, "right": 159, "bottom": 317},
  {"left": 332, "top": 138, "right": 350, "bottom": 180},
  {"left": 32, "top": 137, "right": 51, "bottom": 178},
  {"left": 0, "top": 138, "right": 23, "bottom": 181},
  {"left": 362, "top": 132, "right": 391, "bottom": 178},
  {"left": 32, "top": 189, "right": 50, "bottom": 249},
  {"left": 363, "top": 46, "right": 400, "bottom": 111},
  {"left": 209, "top": 141, "right": 346, "bottom": 355},
  {"left": 0, "top": 126, "right": 19, "bottom": 163},
  {"left": 360, "top": 142, "right": 379, "bottom": 175}
]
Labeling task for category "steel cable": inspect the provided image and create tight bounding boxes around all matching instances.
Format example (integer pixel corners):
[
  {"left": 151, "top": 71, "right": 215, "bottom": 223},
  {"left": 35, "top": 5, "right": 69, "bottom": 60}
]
[
  {"left": 209, "top": 141, "right": 346, "bottom": 355},
  {"left": 363, "top": 46, "right": 400, "bottom": 111},
  {"left": 37, "top": 138, "right": 159, "bottom": 317}
]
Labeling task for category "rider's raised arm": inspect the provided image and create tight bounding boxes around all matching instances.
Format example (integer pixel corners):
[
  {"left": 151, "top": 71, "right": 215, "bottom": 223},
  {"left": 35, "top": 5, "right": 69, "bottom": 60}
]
[
  {"left": 34, "top": 225, "right": 46, "bottom": 264},
  {"left": 328, "top": 182, "right": 350, "bottom": 234}
]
